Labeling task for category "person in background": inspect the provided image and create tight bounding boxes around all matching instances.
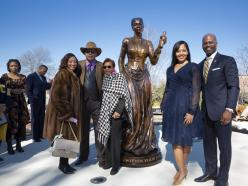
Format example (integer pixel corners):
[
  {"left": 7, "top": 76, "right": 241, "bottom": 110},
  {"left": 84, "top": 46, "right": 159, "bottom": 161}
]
[
  {"left": 0, "top": 76, "right": 12, "bottom": 162},
  {"left": 1, "top": 59, "right": 30, "bottom": 154},
  {"left": 26, "top": 65, "right": 52, "bottom": 142}
]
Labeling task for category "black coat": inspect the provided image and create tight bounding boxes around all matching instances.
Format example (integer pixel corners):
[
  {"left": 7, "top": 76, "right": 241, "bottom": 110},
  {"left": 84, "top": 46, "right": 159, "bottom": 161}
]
[{"left": 26, "top": 72, "right": 51, "bottom": 104}]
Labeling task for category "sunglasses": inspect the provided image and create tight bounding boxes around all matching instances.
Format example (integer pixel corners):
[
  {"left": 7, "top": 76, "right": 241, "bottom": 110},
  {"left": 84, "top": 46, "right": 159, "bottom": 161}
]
[
  {"left": 103, "top": 65, "right": 113, "bottom": 69},
  {"left": 85, "top": 49, "right": 96, "bottom": 54}
]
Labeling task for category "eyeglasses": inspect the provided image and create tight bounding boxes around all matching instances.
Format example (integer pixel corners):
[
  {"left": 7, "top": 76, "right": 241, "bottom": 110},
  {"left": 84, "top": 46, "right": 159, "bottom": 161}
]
[
  {"left": 85, "top": 50, "right": 96, "bottom": 54},
  {"left": 103, "top": 65, "right": 112, "bottom": 69}
]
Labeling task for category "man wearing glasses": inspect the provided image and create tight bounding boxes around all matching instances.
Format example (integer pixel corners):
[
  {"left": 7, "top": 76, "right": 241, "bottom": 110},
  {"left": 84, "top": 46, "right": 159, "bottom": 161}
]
[{"left": 75, "top": 41, "right": 104, "bottom": 166}]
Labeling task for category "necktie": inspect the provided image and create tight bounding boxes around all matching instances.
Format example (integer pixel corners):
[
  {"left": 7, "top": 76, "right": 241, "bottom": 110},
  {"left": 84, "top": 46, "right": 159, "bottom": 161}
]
[
  {"left": 87, "top": 63, "right": 93, "bottom": 72},
  {"left": 203, "top": 57, "right": 211, "bottom": 83}
]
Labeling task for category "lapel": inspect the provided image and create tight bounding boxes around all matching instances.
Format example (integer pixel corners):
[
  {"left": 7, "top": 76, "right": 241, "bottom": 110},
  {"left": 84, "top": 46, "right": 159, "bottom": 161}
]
[
  {"left": 34, "top": 72, "right": 44, "bottom": 83},
  {"left": 207, "top": 52, "right": 221, "bottom": 82},
  {"left": 79, "top": 60, "right": 86, "bottom": 85},
  {"left": 79, "top": 60, "right": 103, "bottom": 90},
  {"left": 96, "top": 61, "right": 103, "bottom": 92}
]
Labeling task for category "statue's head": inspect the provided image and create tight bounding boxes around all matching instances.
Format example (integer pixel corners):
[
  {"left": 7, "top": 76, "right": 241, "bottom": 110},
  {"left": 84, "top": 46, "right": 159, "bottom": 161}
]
[{"left": 131, "top": 17, "right": 144, "bottom": 30}]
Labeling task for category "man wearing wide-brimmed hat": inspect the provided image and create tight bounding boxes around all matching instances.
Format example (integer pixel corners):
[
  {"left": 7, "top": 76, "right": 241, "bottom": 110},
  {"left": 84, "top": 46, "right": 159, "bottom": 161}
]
[{"left": 75, "top": 41, "right": 104, "bottom": 166}]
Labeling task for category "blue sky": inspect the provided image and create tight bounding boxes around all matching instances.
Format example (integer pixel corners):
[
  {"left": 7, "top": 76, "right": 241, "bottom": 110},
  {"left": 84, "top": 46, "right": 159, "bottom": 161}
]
[{"left": 1, "top": 0, "right": 248, "bottom": 76}]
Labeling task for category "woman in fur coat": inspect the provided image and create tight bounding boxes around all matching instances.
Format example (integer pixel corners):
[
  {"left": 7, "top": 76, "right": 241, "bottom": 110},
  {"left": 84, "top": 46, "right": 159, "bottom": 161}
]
[{"left": 43, "top": 53, "right": 82, "bottom": 174}]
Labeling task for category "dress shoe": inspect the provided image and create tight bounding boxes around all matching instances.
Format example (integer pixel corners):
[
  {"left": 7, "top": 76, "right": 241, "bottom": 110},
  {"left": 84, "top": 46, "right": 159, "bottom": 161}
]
[
  {"left": 110, "top": 168, "right": 119, "bottom": 175},
  {"left": 194, "top": 174, "right": 217, "bottom": 182},
  {"left": 214, "top": 180, "right": 229, "bottom": 186}
]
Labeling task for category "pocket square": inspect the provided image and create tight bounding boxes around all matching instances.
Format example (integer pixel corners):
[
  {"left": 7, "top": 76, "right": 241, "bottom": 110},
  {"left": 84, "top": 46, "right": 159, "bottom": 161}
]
[{"left": 212, "top": 67, "right": 221, "bottom": 71}]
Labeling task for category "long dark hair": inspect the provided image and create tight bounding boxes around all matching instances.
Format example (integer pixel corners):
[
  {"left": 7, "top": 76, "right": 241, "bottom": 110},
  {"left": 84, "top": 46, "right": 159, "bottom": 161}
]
[
  {"left": 59, "top": 53, "right": 81, "bottom": 77},
  {"left": 171, "top": 40, "right": 191, "bottom": 67}
]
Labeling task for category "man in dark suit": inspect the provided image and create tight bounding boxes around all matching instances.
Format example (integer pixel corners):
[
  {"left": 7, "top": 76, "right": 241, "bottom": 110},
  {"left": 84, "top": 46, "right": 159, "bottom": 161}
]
[
  {"left": 26, "top": 65, "right": 51, "bottom": 142},
  {"left": 74, "top": 41, "right": 104, "bottom": 166},
  {"left": 195, "top": 34, "right": 240, "bottom": 186}
]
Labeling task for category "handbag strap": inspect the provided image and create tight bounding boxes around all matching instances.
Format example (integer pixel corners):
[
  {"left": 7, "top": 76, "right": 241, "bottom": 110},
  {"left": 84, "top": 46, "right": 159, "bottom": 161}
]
[{"left": 59, "top": 121, "right": 79, "bottom": 142}]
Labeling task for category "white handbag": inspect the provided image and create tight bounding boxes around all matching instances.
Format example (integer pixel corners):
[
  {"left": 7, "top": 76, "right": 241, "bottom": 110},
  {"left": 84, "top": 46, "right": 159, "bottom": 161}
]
[{"left": 50, "top": 121, "right": 80, "bottom": 159}]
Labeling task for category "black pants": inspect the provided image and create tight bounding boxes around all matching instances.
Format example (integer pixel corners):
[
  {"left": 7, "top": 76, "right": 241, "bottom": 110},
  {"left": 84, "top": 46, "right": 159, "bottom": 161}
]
[
  {"left": 79, "top": 98, "right": 102, "bottom": 161},
  {"left": 105, "top": 118, "right": 123, "bottom": 169},
  {"left": 203, "top": 113, "right": 232, "bottom": 183},
  {"left": 31, "top": 98, "right": 45, "bottom": 140}
]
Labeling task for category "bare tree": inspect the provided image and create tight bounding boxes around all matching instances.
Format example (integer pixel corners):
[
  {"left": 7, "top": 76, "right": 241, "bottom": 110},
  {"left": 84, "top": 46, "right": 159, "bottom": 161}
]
[
  {"left": 143, "top": 27, "right": 170, "bottom": 107},
  {"left": 18, "top": 47, "right": 55, "bottom": 77},
  {"left": 236, "top": 44, "right": 248, "bottom": 103},
  {"left": 143, "top": 27, "right": 170, "bottom": 85}
]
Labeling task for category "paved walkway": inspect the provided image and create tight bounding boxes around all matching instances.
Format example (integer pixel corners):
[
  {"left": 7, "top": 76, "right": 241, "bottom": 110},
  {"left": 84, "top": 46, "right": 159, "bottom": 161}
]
[{"left": 0, "top": 125, "right": 247, "bottom": 186}]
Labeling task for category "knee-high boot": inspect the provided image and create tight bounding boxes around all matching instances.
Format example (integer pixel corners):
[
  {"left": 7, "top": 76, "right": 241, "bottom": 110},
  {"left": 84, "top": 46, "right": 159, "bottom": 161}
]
[
  {"left": 58, "top": 157, "right": 74, "bottom": 174},
  {"left": 7, "top": 140, "right": 15, "bottom": 155},
  {"left": 16, "top": 138, "right": 24, "bottom": 152},
  {"left": 64, "top": 158, "right": 76, "bottom": 172}
]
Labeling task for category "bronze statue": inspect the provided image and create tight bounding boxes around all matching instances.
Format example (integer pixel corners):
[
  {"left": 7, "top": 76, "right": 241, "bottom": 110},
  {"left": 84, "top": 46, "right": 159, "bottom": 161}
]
[{"left": 118, "top": 17, "right": 167, "bottom": 167}]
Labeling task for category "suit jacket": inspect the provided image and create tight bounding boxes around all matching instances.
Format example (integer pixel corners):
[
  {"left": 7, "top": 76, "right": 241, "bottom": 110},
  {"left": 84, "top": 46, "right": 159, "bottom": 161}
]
[
  {"left": 79, "top": 60, "right": 103, "bottom": 98},
  {"left": 199, "top": 52, "right": 240, "bottom": 121},
  {"left": 26, "top": 72, "right": 51, "bottom": 104}
]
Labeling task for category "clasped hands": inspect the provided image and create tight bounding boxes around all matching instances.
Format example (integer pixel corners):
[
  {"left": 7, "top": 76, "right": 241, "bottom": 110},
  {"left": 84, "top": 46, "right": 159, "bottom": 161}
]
[{"left": 112, "top": 111, "right": 120, "bottom": 119}]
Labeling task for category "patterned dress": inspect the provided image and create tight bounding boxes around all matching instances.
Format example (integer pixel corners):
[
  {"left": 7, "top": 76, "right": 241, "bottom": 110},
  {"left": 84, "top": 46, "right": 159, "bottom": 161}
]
[{"left": 1, "top": 73, "right": 30, "bottom": 140}]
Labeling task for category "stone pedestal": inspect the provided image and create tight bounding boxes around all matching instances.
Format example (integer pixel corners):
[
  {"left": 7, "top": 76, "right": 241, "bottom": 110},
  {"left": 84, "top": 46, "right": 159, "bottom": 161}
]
[{"left": 121, "top": 148, "right": 162, "bottom": 167}]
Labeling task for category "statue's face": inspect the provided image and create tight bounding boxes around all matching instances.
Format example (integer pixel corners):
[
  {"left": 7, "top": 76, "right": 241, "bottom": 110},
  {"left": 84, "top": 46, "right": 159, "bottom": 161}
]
[{"left": 132, "top": 19, "right": 144, "bottom": 34}]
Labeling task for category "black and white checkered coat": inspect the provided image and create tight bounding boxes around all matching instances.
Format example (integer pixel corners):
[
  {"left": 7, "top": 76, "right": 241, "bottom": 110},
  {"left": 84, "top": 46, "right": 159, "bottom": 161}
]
[{"left": 97, "top": 73, "right": 133, "bottom": 146}]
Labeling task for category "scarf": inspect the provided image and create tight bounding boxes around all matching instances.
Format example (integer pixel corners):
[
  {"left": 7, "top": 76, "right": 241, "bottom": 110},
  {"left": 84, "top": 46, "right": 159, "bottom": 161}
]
[{"left": 97, "top": 73, "right": 133, "bottom": 146}]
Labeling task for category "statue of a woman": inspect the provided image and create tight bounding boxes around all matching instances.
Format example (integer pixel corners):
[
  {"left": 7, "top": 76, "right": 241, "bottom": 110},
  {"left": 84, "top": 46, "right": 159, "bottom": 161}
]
[{"left": 118, "top": 17, "right": 166, "bottom": 167}]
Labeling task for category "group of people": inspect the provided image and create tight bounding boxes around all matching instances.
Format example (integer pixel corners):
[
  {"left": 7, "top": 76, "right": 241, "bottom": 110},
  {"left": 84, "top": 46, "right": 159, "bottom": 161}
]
[
  {"left": 0, "top": 60, "right": 51, "bottom": 157},
  {"left": 0, "top": 17, "right": 239, "bottom": 186}
]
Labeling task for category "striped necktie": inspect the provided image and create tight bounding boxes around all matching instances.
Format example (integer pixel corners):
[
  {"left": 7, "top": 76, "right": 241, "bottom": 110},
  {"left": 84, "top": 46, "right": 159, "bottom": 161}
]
[{"left": 203, "top": 57, "right": 211, "bottom": 83}]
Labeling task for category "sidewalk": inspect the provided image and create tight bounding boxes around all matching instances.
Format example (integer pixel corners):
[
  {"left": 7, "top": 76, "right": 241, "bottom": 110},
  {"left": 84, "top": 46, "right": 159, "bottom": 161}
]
[{"left": 0, "top": 125, "right": 247, "bottom": 186}]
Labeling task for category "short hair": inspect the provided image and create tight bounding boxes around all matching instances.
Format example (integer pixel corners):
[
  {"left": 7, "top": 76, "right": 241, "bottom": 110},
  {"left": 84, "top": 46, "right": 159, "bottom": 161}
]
[
  {"left": 103, "top": 58, "right": 115, "bottom": 67},
  {"left": 59, "top": 53, "right": 81, "bottom": 77},
  {"left": 171, "top": 40, "right": 191, "bottom": 67},
  {"left": 202, "top": 33, "right": 218, "bottom": 43},
  {"left": 131, "top": 17, "right": 144, "bottom": 28},
  {"left": 39, "top": 64, "right": 48, "bottom": 70},
  {"left": 7, "top": 59, "right": 21, "bottom": 73}
]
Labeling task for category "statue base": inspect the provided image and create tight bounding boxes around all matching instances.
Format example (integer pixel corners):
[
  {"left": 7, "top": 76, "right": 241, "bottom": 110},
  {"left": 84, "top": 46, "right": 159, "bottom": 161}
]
[{"left": 121, "top": 148, "right": 162, "bottom": 167}]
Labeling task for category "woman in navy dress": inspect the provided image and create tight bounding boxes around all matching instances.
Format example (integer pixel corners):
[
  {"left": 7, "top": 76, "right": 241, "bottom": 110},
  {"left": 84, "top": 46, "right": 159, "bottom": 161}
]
[{"left": 161, "top": 41, "right": 202, "bottom": 185}]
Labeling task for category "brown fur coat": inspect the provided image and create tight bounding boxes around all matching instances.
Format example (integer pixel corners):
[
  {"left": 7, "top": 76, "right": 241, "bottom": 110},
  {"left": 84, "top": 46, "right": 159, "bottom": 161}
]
[{"left": 43, "top": 69, "right": 82, "bottom": 141}]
